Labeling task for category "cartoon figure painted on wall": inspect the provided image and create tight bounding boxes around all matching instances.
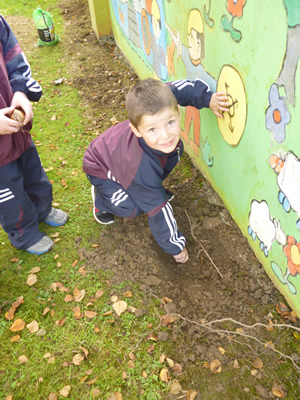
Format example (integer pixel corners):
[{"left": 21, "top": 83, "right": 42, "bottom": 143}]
[
  {"left": 269, "top": 152, "right": 300, "bottom": 230},
  {"left": 216, "top": 65, "right": 247, "bottom": 146},
  {"left": 221, "top": 0, "right": 247, "bottom": 42},
  {"left": 248, "top": 200, "right": 286, "bottom": 257},
  {"left": 271, "top": 235, "right": 299, "bottom": 295},
  {"left": 277, "top": 0, "right": 300, "bottom": 107},
  {"left": 166, "top": 9, "right": 216, "bottom": 157}
]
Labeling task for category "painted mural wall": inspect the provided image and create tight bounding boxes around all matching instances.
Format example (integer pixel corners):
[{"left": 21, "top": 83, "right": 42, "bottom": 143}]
[{"left": 106, "top": 0, "right": 300, "bottom": 316}]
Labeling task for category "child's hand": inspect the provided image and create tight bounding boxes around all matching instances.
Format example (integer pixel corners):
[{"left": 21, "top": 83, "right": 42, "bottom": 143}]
[
  {"left": 173, "top": 248, "right": 189, "bottom": 263},
  {"left": 0, "top": 106, "right": 21, "bottom": 135},
  {"left": 11, "top": 91, "right": 33, "bottom": 125},
  {"left": 209, "top": 92, "right": 229, "bottom": 118}
]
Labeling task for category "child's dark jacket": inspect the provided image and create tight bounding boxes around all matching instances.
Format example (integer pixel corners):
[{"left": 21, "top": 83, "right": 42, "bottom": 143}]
[
  {"left": 0, "top": 16, "right": 42, "bottom": 167},
  {"left": 83, "top": 79, "right": 212, "bottom": 255}
]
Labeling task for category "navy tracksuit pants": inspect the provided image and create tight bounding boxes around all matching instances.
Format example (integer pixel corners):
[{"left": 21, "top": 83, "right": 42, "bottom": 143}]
[
  {"left": 0, "top": 141, "right": 52, "bottom": 249},
  {"left": 87, "top": 174, "right": 142, "bottom": 218}
]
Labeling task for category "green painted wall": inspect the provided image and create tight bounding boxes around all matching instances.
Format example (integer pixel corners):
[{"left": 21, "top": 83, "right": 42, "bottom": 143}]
[
  {"left": 93, "top": 0, "right": 300, "bottom": 316},
  {"left": 88, "top": 0, "right": 112, "bottom": 37}
]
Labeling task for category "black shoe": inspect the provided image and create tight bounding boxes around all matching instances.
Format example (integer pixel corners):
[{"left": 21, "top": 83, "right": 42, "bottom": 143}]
[
  {"left": 94, "top": 210, "right": 115, "bottom": 225},
  {"left": 91, "top": 185, "right": 115, "bottom": 225},
  {"left": 165, "top": 189, "right": 174, "bottom": 202}
]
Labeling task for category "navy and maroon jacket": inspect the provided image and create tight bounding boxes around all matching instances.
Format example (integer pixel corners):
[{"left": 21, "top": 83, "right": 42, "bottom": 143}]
[
  {"left": 0, "top": 16, "right": 42, "bottom": 167},
  {"left": 83, "top": 79, "right": 213, "bottom": 255}
]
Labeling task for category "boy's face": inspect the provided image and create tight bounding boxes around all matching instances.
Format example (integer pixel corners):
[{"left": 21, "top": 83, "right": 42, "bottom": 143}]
[{"left": 130, "top": 106, "right": 181, "bottom": 153}]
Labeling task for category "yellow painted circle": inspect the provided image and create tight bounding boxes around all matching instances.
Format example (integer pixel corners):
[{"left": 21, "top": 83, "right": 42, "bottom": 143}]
[{"left": 217, "top": 65, "right": 247, "bottom": 146}]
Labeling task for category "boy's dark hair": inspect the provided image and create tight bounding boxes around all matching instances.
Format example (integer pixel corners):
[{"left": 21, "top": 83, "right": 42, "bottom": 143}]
[{"left": 125, "top": 78, "right": 178, "bottom": 128}]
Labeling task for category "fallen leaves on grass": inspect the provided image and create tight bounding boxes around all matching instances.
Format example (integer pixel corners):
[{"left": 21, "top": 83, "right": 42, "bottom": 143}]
[
  {"left": 18, "top": 355, "right": 28, "bottom": 364},
  {"left": 272, "top": 383, "right": 286, "bottom": 398},
  {"left": 5, "top": 296, "right": 24, "bottom": 320},
  {"left": 160, "top": 314, "right": 177, "bottom": 327},
  {"left": 159, "top": 367, "right": 169, "bottom": 383},
  {"left": 91, "top": 388, "right": 101, "bottom": 398},
  {"left": 210, "top": 359, "right": 222, "bottom": 374},
  {"left": 252, "top": 357, "right": 263, "bottom": 369},
  {"left": 73, "top": 353, "right": 84, "bottom": 366},
  {"left": 186, "top": 390, "right": 198, "bottom": 400},
  {"left": 48, "top": 393, "right": 58, "bottom": 400},
  {"left": 64, "top": 294, "right": 73, "bottom": 302},
  {"left": 10, "top": 318, "right": 25, "bottom": 332},
  {"left": 10, "top": 334, "right": 20, "bottom": 343},
  {"left": 107, "top": 392, "right": 122, "bottom": 400},
  {"left": 112, "top": 300, "right": 127, "bottom": 316},
  {"left": 59, "top": 385, "right": 71, "bottom": 397},
  {"left": 170, "top": 381, "right": 182, "bottom": 394},
  {"left": 27, "top": 273, "right": 37, "bottom": 286},
  {"left": 74, "top": 286, "right": 85, "bottom": 302},
  {"left": 26, "top": 320, "right": 39, "bottom": 333},
  {"left": 95, "top": 289, "right": 104, "bottom": 298}
]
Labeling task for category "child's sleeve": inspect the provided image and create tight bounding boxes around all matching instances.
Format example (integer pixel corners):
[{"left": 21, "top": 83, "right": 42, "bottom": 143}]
[
  {"left": 0, "top": 16, "right": 42, "bottom": 102},
  {"left": 167, "top": 79, "right": 213, "bottom": 109}
]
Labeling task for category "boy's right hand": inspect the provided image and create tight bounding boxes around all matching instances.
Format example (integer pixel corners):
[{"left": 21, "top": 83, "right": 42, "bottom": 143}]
[
  {"left": 173, "top": 248, "right": 189, "bottom": 263},
  {"left": 0, "top": 106, "right": 22, "bottom": 135}
]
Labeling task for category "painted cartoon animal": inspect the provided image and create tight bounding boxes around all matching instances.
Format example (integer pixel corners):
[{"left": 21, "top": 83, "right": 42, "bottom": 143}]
[
  {"left": 269, "top": 152, "right": 300, "bottom": 229},
  {"left": 248, "top": 200, "right": 286, "bottom": 257}
]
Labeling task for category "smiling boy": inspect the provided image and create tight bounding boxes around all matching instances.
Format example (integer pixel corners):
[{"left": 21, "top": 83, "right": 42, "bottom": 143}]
[{"left": 83, "top": 78, "right": 227, "bottom": 263}]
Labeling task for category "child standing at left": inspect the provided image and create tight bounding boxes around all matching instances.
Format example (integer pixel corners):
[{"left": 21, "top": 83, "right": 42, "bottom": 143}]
[{"left": 0, "top": 15, "right": 68, "bottom": 255}]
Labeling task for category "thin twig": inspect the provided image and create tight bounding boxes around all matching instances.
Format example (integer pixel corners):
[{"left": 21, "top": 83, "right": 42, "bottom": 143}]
[{"left": 185, "top": 209, "right": 223, "bottom": 279}]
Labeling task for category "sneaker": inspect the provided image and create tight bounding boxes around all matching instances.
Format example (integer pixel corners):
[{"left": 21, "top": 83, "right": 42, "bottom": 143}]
[
  {"left": 165, "top": 189, "right": 174, "bottom": 202},
  {"left": 44, "top": 207, "right": 69, "bottom": 227},
  {"left": 26, "top": 235, "right": 54, "bottom": 255},
  {"left": 91, "top": 185, "right": 115, "bottom": 225}
]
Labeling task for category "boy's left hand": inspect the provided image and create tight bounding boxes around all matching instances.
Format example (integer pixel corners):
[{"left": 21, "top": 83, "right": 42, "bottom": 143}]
[
  {"left": 11, "top": 91, "right": 33, "bottom": 125},
  {"left": 209, "top": 92, "right": 229, "bottom": 118}
]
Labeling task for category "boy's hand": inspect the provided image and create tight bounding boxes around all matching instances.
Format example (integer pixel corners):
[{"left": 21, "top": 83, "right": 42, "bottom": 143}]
[
  {"left": 11, "top": 91, "right": 33, "bottom": 125},
  {"left": 0, "top": 106, "right": 21, "bottom": 135},
  {"left": 209, "top": 92, "right": 229, "bottom": 118},
  {"left": 173, "top": 248, "right": 189, "bottom": 263}
]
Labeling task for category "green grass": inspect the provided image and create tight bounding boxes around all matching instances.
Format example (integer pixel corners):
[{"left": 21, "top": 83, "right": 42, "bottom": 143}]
[{"left": 0, "top": 1, "right": 175, "bottom": 399}]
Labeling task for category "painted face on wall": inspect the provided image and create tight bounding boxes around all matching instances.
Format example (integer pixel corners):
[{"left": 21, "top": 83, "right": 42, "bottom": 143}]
[{"left": 188, "top": 28, "right": 201, "bottom": 62}]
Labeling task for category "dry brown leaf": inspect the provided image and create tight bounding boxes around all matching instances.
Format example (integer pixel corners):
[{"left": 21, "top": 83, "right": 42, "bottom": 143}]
[
  {"left": 74, "top": 287, "right": 85, "bottom": 302},
  {"left": 48, "top": 357, "right": 55, "bottom": 364},
  {"left": 30, "top": 266, "right": 40, "bottom": 273},
  {"left": 142, "top": 371, "right": 147, "bottom": 378},
  {"left": 51, "top": 232, "right": 59, "bottom": 238},
  {"left": 122, "top": 371, "right": 127, "bottom": 379},
  {"left": 233, "top": 359, "right": 240, "bottom": 369},
  {"left": 235, "top": 327, "right": 244, "bottom": 334},
  {"left": 43, "top": 352, "right": 52, "bottom": 359},
  {"left": 128, "top": 360, "right": 135, "bottom": 368},
  {"left": 187, "top": 390, "right": 198, "bottom": 400},
  {"left": 84, "top": 368, "right": 93, "bottom": 376},
  {"left": 6, "top": 395, "right": 13, "bottom": 400},
  {"left": 19, "top": 355, "right": 28, "bottom": 364},
  {"left": 57, "top": 282, "right": 68, "bottom": 292},
  {"left": 87, "top": 377, "right": 98, "bottom": 385},
  {"left": 50, "top": 282, "right": 58, "bottom": 291},
  {"left": 10, "top": 318, "right": 26, "bottom": 332},
  {"left": 91, "top": 388, "right": 101, "bottom": 398},
  {"left": 172, "top": 363, "right": 183, "bottom": 376},
  {"left": 94, "top": 326, "right": 100, "bottom": 333},
  {"left": 111, "top": 295, "right": 118, "bottom": 303},
  {"left": 145, "top": 333, "right": 158, "bottom": 342},
  {"left": 166, "top": 358, "right": 174, "bottom": 367},
  {"left": 80, "top": 346, "right": 89, "bottom": 358},
  {"left": 78, "top": 267, "right": 86, "bottom": 276},
  {"left": 10, "top": 258, "right": 19, "bottom": 262},
  {"left": 217, "top": 346, "right": 225, "bottom": 355},
  {"left": 102, "top": 311, "right": 112, "bottom": 316},
  {"left": 159, "top": 367, "right": 169, "bottom": 383},
  {"left": 56, "top": 317, "right": 66, "bottom": 326},
  {"left": 5, "top": 296, "right": 24, "bottom": 320},
  {"left": 128, "top": 351, "right": 136, "bottom": 361},
  {"left": 95, "top": 289, "right": 104, "bottom": 298},
  {"left": 210, "top": 359, "right": 222, "bottom": 374},
  {"left": 73, "top": 306, "right": 82, "bottom": 319},
  {"left": 73, "top": 353, "right": 84, "bottom": 366},
  {"left": 272, "top": 383, "right": 285, "bottom": 398},
  {"left": 10, "top": 334, "right": 21, "bottom": 343},
  {"left": 26, "top": 320, "right": 39, "bottom": 333},
  {"left": 91, "top": 243, "right": 100, "bottom": 247},
  {"left": 252, "top": 357, "right": 263, "bottom": 369},
  {"left": 27, "top": 273, "right": 37, "bottom": 286},
  {"left": 162, "top": 297, "right": 173, "bottom": 303},
  {"left": 112, "top": 300, "right": 127, "bottom": 316},
  {"left": 72, "top": 260, "right": 78, "bottom": 267},
  {"left": 124, "top": 291, "right": 132, "bottom": 298},
  {"left": 59, "top": 385, "right": 71, "bottom": 397},
  {"left": 85, "top": 310, "right": 97, "bottom": 319},
  {"left": 160, "top": 314, "right": 177, "bottom": 327},
  {"left": 147, "top": 343, "right": 155, "bottom": 353},
  {"left": 159, "top": 354, "right": 166, "bottom": 364},
  {"left": 170, "top": 381, "right": 182, "bottom": 394},
  {"left": 43, "top": 307, "right": 50, "bottom": 316},
  {"left": 64, "top": 295, "right": 73, "bottom": 303},
  {"left": 48, "top": 393, "right": 58, "bottom": 400}
]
